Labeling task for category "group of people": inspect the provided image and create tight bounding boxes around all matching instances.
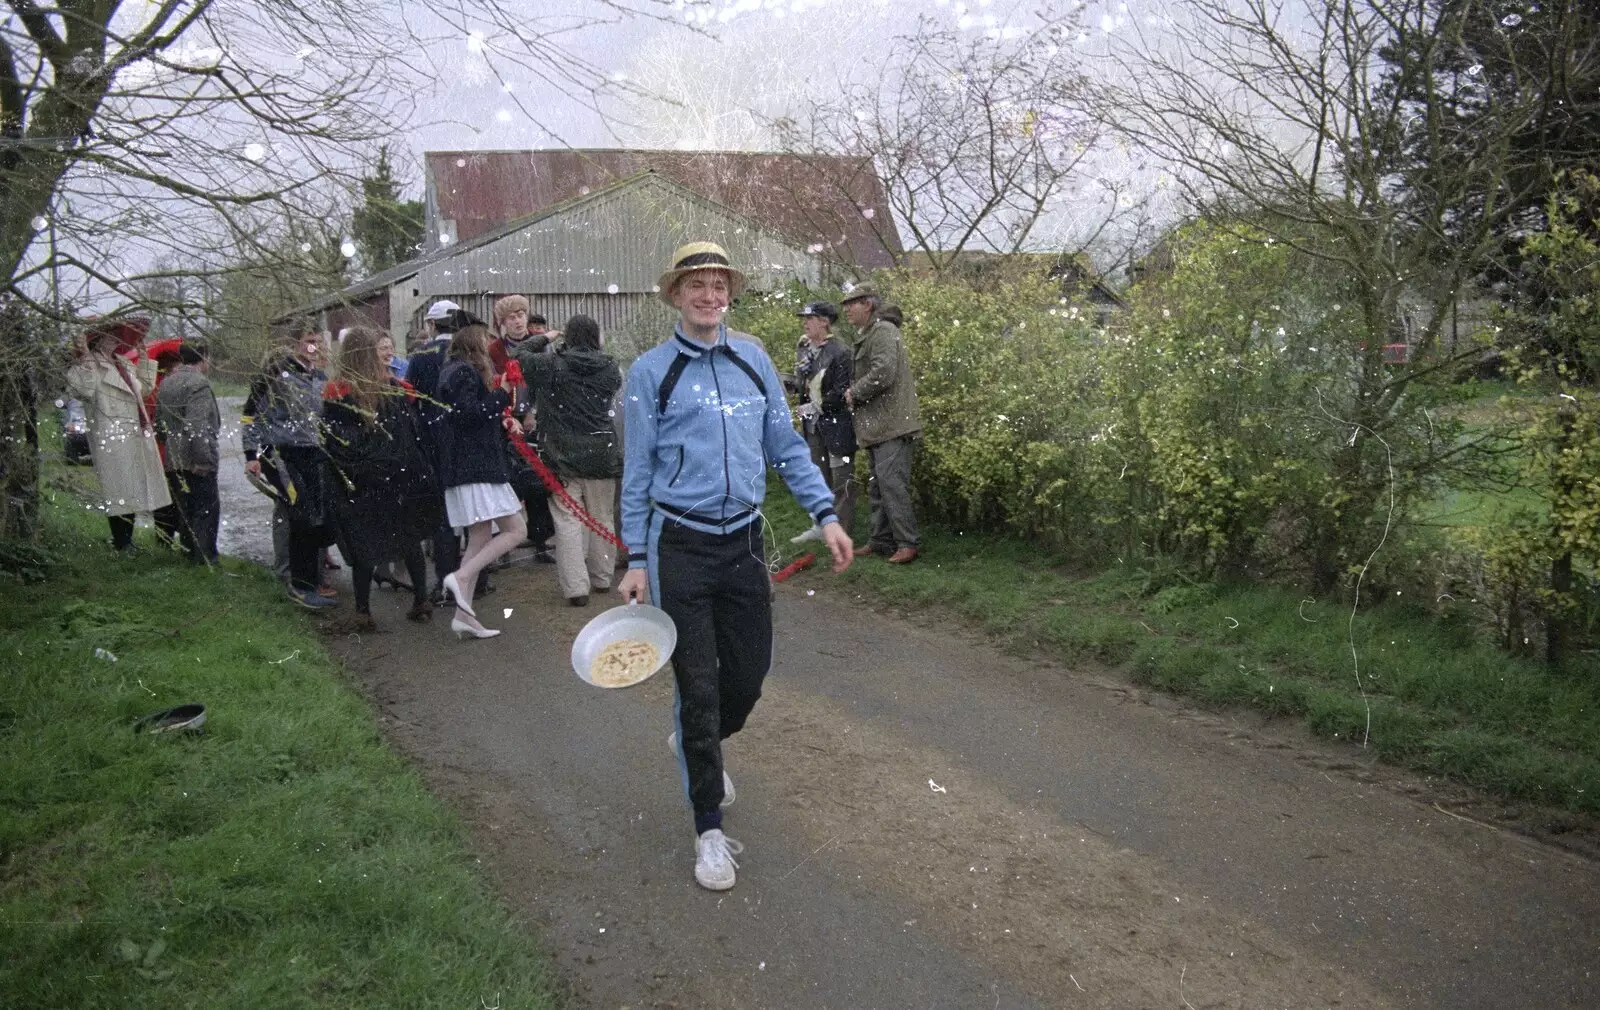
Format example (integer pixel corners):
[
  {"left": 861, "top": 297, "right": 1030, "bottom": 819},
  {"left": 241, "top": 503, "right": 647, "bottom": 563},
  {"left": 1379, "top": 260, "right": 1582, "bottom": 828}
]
[
  {"left": 66, "top": 238, "right": 924, "bottom": 893},
  {"left": 67, "top": 323, "right": 222, "bottom": 566},
  {"left": 243, "top": 300, "right": 624, "bottom": 640},
  {"left": 785, "top": 285, "right": 922, "bottom": 563}
]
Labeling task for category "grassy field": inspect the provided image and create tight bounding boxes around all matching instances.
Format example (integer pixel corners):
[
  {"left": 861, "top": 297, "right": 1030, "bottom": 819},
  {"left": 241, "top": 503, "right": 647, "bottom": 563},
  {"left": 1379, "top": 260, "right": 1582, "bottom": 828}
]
[
  {"left": 762, "top": 472, "right": 1600, "bottom": 816},
  {"left": 1, "top": 476, "right": 565, "bottom": 1007}
]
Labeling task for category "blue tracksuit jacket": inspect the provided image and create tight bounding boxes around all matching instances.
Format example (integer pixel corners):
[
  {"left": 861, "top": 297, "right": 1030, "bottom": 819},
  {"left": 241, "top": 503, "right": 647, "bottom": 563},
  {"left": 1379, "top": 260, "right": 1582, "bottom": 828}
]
[{"left": 621, "top": 324, "right": 839, "bottom": 568}]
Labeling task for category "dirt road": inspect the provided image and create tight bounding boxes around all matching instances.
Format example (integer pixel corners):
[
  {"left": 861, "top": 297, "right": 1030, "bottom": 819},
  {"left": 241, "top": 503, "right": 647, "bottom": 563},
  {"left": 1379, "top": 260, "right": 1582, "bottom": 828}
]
[{"left": 214, "top": 420, "right": 1599, "bottom": 1009}]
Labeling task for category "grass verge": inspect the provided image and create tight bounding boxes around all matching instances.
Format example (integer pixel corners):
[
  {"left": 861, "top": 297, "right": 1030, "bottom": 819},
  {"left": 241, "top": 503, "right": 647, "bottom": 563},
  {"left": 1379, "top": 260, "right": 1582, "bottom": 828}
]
[
  {"left": 1, "top": 486, "right": 564, "bottom": 1008},
  {"left": 762, "top": 475, "right": 1600, "bottom": 817}
]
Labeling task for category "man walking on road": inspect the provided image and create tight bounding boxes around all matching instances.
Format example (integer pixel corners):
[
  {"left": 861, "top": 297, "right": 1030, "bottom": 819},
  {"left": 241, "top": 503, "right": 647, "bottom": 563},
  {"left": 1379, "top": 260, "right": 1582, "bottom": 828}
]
[
  {"left": 617, "top": 242, "right": 852, "bottom": 892},
  {"left": 842, "top": 283, "right": 921, "bottom": 563}
]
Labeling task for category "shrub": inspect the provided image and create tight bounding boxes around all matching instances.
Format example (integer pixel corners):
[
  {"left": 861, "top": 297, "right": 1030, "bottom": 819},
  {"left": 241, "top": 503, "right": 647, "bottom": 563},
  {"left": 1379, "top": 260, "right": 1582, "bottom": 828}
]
[{"left": 890, "top": 273, "right": 1114, "bottom": 548}]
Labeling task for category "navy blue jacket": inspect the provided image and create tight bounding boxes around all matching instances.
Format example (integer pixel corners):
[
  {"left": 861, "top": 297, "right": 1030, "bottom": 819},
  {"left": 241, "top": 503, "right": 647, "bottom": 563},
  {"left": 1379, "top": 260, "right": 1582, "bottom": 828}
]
[
  {"left": 402, "top": 337, "right": 451, "bottom": 400},
  {"left": 436, "top": 358, "right": 512, "bottom": 489},
  {"left": 403, "top": 337, "right": 450, "bottom": 459}
]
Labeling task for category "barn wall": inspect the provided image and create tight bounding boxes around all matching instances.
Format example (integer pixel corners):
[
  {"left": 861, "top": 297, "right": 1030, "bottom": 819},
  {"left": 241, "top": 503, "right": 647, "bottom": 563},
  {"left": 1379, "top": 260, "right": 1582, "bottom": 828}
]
[
  {"left": 415, "top": 292, "right": 680, "bottom": 365},
  {"left": 320, "top": 294, "right": 387, "bottom": 340},
  {"left": 411, "top": 175, "right": 820, "bottom": 300}
]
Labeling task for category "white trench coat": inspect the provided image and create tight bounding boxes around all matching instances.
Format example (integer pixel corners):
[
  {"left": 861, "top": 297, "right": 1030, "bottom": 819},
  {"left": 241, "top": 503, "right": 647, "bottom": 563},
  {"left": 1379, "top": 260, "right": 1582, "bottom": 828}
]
[{"left": 66, "top": 355, "right": 172, "bottom": 516}]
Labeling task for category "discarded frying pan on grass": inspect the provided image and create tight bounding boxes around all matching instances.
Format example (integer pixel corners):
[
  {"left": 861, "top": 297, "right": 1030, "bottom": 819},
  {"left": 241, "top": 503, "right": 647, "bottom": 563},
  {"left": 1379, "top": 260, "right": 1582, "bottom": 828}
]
[{"left": 133, "top": 703, "right": 207, "bottom": 735}]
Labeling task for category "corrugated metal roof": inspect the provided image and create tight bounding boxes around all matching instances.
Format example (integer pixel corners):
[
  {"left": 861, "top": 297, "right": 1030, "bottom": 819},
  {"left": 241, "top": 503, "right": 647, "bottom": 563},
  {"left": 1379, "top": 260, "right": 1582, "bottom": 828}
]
[
  {"left": 275, "top": 178, "right": 639, "bottom": 322},
  {"left": 285, "top": 173, "right": 823, "bottom": 348},
  {"left": 412, "top": 171, "right": 821, "bottom": 298},
  {"left": 425, "top": 148, "right": 902, "bottom": 270}
]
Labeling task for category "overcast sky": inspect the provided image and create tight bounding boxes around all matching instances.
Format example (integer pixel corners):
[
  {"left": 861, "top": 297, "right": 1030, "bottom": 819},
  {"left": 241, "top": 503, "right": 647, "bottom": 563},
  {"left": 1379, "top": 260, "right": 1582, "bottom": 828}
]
[
  {"left": 7, "top": 0, "right": 1189, "bottom": 306},
  {"left": 387, "top": 0, "right": 1164, "bottom": 264},
  {"left": 405, "top": 0, "right": 1139, "bottom": 159}
]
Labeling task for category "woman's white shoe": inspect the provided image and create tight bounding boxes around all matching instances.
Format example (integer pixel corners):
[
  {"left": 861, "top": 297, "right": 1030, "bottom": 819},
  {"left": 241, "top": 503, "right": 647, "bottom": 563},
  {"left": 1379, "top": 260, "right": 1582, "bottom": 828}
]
[
  {"left": 451, "top": 615, "right": 499, "bottom": 640},
  {"left": 442, "top": 572, "right": 475, "bottom": 618}
]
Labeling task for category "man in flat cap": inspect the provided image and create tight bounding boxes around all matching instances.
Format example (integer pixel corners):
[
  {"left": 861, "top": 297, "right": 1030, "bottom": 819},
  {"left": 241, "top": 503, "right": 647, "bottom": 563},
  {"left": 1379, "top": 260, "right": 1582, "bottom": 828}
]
[
  {"left": 618, "top": 242, "right": 853, "bottom": 892},
  {"left": 790, "top": 300, "right": 857, "bottom": 543},
  {"left": 842, "top": 283, "right": 921, "bottom": 563}
]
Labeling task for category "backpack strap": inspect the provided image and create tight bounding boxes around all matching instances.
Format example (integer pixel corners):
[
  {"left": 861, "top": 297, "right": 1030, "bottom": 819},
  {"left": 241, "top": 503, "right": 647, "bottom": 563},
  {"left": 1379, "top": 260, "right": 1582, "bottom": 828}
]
[
  {"left": 657, "top": 341, "right": 769, "bottom": 415},
  {"left": 657, "top": 352, "right": 693, "bottom": 415},
  {"left": 719, "top": 346, "right": 768, "bottom": 401}
]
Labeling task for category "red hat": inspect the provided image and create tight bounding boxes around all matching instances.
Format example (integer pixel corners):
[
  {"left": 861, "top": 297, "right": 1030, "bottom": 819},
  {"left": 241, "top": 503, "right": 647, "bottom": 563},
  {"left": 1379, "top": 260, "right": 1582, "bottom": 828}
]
[
  {"left": 146, "top": 338, "right": 184, "bottom": 365},
  {"left": 84, "top": 316, "right": 151, "bottom": 354}
]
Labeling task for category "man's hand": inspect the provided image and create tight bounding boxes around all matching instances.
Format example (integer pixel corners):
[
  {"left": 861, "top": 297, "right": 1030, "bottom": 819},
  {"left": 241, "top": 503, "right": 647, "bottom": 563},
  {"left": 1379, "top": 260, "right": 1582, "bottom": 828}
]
[
  {"left": 617, "top": 568, "right": 649, "bottom": 603},
  {"left": 821, "top": 521, "right": 853, "bottom": 573},
  {"left": 245, "top": 459, "right": 262, "bottom": 476},
  {"left": 501, "top": 414, "right": 519, "bottom": 434},
  {"left": 844, "top": 387, "right": 854, "bottom": 408}
]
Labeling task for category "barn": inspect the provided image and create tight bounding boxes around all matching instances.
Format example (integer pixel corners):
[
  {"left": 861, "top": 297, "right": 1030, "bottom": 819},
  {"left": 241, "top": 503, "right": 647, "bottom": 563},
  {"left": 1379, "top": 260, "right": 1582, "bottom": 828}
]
[
  {"left": 285, "top": 170, "right": 825, "bottom": 359},
  {"left": 423, "top": 147, "right": 901, "bottom": 272},
  {"left": 282, "top": 257, "right": 427, "bottom": 344}
]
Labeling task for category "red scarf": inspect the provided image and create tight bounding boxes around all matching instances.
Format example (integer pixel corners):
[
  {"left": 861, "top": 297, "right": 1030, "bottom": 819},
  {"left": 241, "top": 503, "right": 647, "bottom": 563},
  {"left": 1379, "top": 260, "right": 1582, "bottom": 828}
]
[{"left": 108, "top": 355, "right": 153, "bottom": 432}]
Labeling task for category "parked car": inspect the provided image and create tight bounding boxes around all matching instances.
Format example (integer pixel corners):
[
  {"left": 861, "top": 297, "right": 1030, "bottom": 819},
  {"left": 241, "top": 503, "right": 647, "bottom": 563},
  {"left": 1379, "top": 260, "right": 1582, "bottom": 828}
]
[{"left": 60, "top": 398, "right": 91, "bottom": 464}]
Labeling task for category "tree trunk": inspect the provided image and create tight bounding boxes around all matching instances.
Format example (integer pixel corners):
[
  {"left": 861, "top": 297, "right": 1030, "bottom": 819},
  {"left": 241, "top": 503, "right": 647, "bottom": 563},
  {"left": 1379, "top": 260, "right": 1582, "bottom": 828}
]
[
  {"left": 1547, "top": 552, "right": 1573, "bottom": 665},
  {"left": 0, "top": 318, "right": 41, "bottom": 541}
]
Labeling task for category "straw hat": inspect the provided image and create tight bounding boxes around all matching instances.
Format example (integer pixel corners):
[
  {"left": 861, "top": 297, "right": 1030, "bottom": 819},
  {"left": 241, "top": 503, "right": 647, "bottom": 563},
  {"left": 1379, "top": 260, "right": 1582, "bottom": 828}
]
[{"left": 656, "top": 242, "right": 747, "bottom": 307}]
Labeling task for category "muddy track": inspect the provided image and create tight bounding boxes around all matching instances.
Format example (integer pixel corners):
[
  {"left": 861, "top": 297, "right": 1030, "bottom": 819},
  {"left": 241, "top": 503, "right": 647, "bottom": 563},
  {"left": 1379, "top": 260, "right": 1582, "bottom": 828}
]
[{"left": 215, "top": 411, "right": 1599, "bottom": 1009}]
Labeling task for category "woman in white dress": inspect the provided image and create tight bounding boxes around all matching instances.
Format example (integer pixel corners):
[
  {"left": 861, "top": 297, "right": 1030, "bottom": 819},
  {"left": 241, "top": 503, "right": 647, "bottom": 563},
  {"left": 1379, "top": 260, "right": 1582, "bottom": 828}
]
[{"left": 434, "top": 323, "right": 526, "bottom": 639}]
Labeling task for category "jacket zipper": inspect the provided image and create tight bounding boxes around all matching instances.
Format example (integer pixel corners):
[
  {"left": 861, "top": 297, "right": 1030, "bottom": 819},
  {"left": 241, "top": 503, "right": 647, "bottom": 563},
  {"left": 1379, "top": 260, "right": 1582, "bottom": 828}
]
[
  {"left": 668, "top": 445, "right": 685, "bottom": 487},
  {"left": 709, "top": 353, "right": 732, "bottom": 521}
]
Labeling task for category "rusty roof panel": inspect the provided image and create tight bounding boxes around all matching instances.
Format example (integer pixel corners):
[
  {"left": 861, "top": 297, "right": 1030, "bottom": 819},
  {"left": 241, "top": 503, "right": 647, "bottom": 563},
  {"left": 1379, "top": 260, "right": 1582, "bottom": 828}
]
[
  {"left": 425, "top": 149, "right": 901, "bottom": 270},
  {"left": 414, "top": 173, "right": 821, "bottom": 297}
]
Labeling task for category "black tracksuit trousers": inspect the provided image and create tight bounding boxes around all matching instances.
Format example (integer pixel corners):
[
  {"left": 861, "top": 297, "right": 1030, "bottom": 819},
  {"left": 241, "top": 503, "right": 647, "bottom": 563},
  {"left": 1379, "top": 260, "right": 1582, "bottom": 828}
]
[{"left": 656, "top": 518, "right": 772, "bottom": 833}]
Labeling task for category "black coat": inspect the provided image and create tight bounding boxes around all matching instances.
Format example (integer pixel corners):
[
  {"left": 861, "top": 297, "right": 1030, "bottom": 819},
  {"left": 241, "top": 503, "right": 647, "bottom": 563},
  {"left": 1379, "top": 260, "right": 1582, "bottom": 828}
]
[
  {"left": 322, "top": 380, "right": 441, "bottom": 566},
  {"left": 436, "top": 358, "right": 512, "bottom": 489},
  {"left": 402, "top": 338, "right": 451, "bottom": 400},
  {"left": 522, "top": 345, "right": 623, "bottom": 479},
  {"left": 403, "top": 337, "right": 452, "bottom": 463},
  {"left": 795, "top": 337, "right": 857, "bottom": 457}
]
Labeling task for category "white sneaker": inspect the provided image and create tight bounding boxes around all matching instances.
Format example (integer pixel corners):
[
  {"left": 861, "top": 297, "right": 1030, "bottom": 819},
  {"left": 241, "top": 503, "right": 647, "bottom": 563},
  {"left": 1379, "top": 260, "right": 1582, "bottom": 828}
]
[
  {"left": 789, "top": 525, "right": 824, "bottom": 544},
  {"left": 694, "top": 829, "right": 744, "bottom": 891},
  {"left": 669, "top": 731, "right": 735, "bottom": 807}
]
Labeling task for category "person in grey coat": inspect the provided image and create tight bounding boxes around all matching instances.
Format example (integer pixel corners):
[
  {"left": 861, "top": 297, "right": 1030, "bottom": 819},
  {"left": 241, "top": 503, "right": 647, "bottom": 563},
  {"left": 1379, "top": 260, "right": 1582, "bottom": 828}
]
[
  {"left": 155, "top": 340, "right": 221, "bottom": 563},
  {"left": 842, "top": 283, "right": 922, "bottom": 563}
]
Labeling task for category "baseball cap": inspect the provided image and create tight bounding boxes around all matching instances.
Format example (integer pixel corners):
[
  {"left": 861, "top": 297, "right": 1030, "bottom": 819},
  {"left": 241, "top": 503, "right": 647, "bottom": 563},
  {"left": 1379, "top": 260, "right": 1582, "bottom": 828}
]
[
  {"left": 796, "top": 301, "right": 838, "bottom": 322},
  {"left": 424, "top": 299, "right": 461, "bottom": 321}
]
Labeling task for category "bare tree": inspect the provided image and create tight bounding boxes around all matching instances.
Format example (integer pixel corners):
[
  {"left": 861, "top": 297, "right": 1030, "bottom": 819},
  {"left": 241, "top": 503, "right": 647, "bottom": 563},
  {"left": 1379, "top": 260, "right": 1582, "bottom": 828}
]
[
  {"left": 1, "top": 1, "right": 673, "bottom": 321},
  {"left": 772, "top": 13, "right": 1130, "bottom": 277},
  {"left": 0, "top": 0, "right": 672, "bottom": 542}
]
